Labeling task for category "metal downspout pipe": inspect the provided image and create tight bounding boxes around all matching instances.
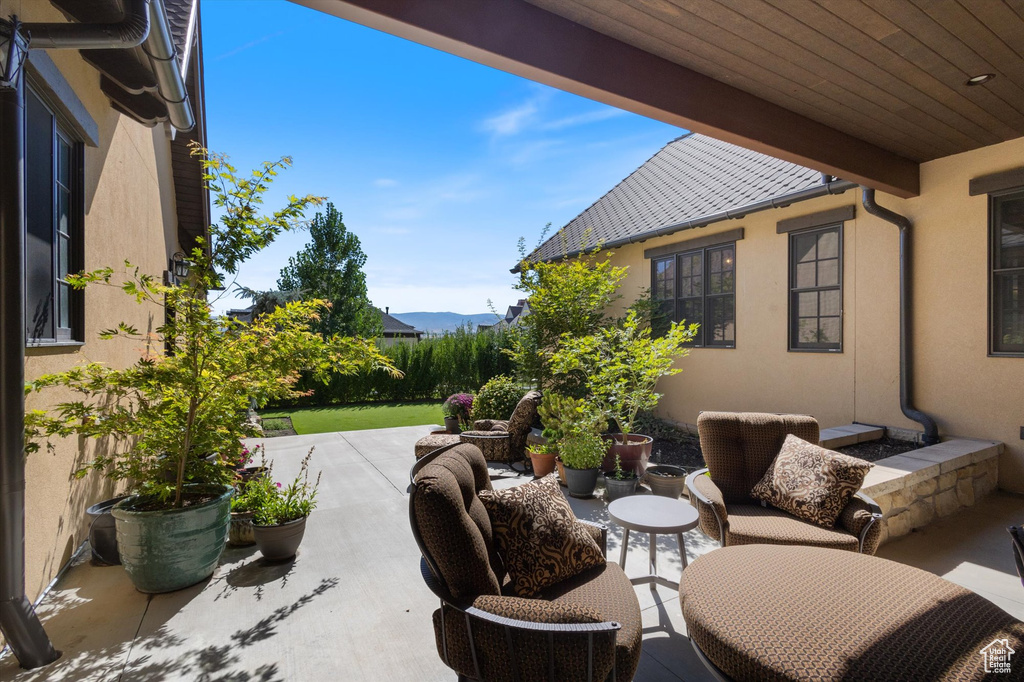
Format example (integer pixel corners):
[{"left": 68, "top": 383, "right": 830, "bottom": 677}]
[
  {"left": 860, "top": 188, "right": 940, "bottom": 445},
  {"left": 1, "top": 0, "right": 190, "bottom": 669}
]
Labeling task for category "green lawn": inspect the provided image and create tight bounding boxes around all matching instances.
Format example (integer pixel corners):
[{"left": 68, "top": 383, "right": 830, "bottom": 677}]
[{"left": 260, "top": 401, "right": 443, "bottom": 434}]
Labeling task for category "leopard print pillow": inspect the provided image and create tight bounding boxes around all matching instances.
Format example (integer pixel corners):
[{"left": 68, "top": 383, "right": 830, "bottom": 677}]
[
  {"left": 479, "top": 474, "right": 605, "bottom": 597},
  {"left": 751, "top": 434, "right": 872, "bottom": 528}
]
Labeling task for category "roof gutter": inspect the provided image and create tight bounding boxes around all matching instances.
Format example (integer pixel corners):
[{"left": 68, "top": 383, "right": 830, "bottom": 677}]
[
  {"left": 860, "top": 188, "right": 940, "bottom": 445},
  {"left": 27, "top": 0, "right": 195, "bottom": 132},
  {"left": 513, "top": 178, "right": 859, "bottom": 272}
]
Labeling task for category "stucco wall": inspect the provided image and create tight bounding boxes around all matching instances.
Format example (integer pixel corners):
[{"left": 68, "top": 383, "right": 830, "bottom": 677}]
[
  {"left": 13, "top": 0, "right": 182, "bottom": 601},
  {"left": 604, "top": 136, "right": 1024, "bottom": 493}
]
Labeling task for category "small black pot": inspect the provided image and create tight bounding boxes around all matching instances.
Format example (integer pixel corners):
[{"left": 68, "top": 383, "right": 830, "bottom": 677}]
[
  {"left": 443, "top": 416, "right": 461, "bottom": 434},
  {"left": 253, "top": 517, "right": 307, "bottom": 562},
  {"left": 563, "top": 467, "right": 600, "bottom": 498},
  {"left": 604, "top": 476, "right": 638, "bottom": 502},
  {"left": 86, "top": 496, "right": 129, "bottom": 565}
]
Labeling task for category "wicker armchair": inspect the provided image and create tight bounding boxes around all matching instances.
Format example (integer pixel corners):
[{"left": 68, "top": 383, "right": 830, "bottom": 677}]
[
  {"left": 410, "top": 442, "right": 643, "bottom": 681},
  {"left": 684, "top": 411, "right": 883, "bottom": 555},
  {"left": 459, "top": 390, "right": 541, "bottom": 467}
]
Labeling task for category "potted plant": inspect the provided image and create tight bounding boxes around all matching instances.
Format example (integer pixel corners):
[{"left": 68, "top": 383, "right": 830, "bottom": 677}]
[
  {"left": 442, "top": 393, "right": 473, "bottom": 433},
  {"left": 640, "top": 465, "right": 690, "bottom": 499},
  {"left": 537, "top": 393, "right": 606, "bottom": 488},
  {"left": 25, "top": 148, "right": 396, "bottom": 593},
  {"left": 604, "top": 455, "right": 638, "bottom": 502},
  {"left": 559, "top": 427, "right": 607, "bottom": 498},
  {"left": 551, "top": 310, "right": 698, "bottom": 475},
  {"left": 237, "top": 448, "right": 321, "bottom": 561},
  {"left": 526, "top": 440, "right": 557, "bottom": 478}
]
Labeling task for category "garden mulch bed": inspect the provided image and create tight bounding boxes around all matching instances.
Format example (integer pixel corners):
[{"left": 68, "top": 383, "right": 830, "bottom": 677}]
[
  {"left": 649, "top": 432, "right": 920, "bottom": 471},
  {"left": 260, "top": 416, "right": 298, "bottom": 438}
]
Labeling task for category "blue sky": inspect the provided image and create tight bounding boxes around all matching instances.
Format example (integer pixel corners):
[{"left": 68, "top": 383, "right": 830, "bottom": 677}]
[{"left": 202, "top": 0, "right": 681, "bottom": 315}]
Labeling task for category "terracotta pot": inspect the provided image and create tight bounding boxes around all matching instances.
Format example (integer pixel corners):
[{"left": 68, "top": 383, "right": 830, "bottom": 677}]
[
  {"left": 554, "top": 456, "right": 566, "bottom": 486},
  {"left": 529, "top": 450, "right": 557, "bottom": 478},
  {"left": 228, "top": 510, "right": 256, "bottom": 546},
  {"left": 253, "top": 516, "right": 307, "bottom": 562},
  {"left": 601, "top": 434, "right": 654, "bottom": 475},
  {"left": 640, "top": 465, "right": 689, "bottom": 499},
  {"left": 563, "top": 466, "right": 600, "bottom": 499}
]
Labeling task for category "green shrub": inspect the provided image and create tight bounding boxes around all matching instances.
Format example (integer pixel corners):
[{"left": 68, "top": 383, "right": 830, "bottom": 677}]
[
  {"left": 559, "top": 428, "right": 606, "bottom": 470},
  {"left": 470, "top": 374, "right": 525, "bottom": 421}
]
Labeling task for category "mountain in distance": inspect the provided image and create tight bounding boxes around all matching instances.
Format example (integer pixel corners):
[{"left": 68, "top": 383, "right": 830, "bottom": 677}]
[{"left": 390, "top": 311, "right": 502, "bottom": 335}]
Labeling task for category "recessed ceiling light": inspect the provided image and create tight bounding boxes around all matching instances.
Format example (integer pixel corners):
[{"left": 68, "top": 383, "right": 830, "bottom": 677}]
[{"left": 966, "top": 73, "right": 996, "bottom": 86}]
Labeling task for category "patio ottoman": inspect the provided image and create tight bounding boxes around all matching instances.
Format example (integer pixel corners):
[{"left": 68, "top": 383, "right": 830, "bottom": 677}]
[
  {"left": 414, "top": 432, "right": 461, "bottom": 459},
  {"left": 680, "top": 545, "right": 1024, "bottom": 681}
]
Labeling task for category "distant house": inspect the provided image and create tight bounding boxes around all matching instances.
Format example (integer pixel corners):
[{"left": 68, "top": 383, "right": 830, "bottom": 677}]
[
  {"left": 380, "top": 307, "right": 423, "bottom": 345},
  {"left": 481, "top": 299, "right": 528, "bottom": 332}
]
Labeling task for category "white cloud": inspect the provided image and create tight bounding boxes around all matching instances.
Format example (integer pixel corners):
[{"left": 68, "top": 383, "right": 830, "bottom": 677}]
[
  {"left": 480, "top": 100, "right": 540, "bottom": 137},
  {"left": 373, "top": 178, "right": 399, "bottom": 188}
]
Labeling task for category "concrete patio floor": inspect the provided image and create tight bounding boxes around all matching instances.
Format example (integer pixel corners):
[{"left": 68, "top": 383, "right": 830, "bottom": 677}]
[{"left": 2, "top": 425, "right": 1022, "bottom": 681}]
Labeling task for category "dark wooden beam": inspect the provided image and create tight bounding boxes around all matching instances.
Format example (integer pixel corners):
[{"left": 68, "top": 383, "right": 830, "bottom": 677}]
[{"left": 295, "top": 0, "right": 920, "bottom": 197}]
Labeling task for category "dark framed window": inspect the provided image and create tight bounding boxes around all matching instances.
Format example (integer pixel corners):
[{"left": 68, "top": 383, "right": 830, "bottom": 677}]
[
  {"left": 789, "top": 224, "right": 842, "bottom": 351},
  {"left": 991, "top": 189, "right": 1024, "bottom": 355},
  {"left": 25, "top": 87, "right": 84, "bottom": 344},
  {"left": 651, "top": 243, "right": 735, "bottom": 347}
]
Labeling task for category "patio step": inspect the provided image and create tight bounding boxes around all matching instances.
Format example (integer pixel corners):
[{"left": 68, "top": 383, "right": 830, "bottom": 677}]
[{"left": 819, "top": 423, "right": 885, "bottom": 449}]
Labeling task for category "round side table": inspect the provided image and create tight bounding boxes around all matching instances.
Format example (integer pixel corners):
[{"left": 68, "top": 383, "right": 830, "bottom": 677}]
[{"left": 607, "top": 495, "right": 699, "bottom": 590}]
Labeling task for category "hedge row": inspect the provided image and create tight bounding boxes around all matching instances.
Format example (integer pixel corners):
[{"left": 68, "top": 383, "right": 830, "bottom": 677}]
[{"left": 278, "top": 327, "right": 515, "bottom": 406}]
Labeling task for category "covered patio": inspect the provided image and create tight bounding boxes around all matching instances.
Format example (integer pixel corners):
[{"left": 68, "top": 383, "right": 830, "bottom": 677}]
[{"left": 2, "top": 425, "right": 1020, "bottom": 681}]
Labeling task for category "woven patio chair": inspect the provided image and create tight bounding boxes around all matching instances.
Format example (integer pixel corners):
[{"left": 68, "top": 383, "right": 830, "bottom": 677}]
[
  {"left": 409, "top": 442, "right": 642, "bottom": 682},
  {"left": 459, "top": 390, "right": 541, "bottom": 469},
  {"left": 684, "top": 411, "right": 883, "bottom": 554}
]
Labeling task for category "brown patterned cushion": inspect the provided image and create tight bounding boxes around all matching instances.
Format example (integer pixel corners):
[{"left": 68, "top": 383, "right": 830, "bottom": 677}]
[
  {"left": 681, "top": 545, "right": 1024, "bottom": 682},
  {"left": 751, "top": 434, "right": 871, "bottom": 528},
  {"left": 479, "top": 474, "right": 605, "bottom": 597},
  {"left": 472, "top": 595, "right": 602, "bottom": 624},
  {"left": 725, "top": 504, "right": 859, "bottom": 551},
  {"left": 698, "top": 411, "right": 820, "bottom": 503}
]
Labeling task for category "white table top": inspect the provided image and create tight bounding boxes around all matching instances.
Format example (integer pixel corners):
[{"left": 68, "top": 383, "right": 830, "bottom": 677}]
[{"left": 607, "top": 495, "right": 699, "bottom": 534}]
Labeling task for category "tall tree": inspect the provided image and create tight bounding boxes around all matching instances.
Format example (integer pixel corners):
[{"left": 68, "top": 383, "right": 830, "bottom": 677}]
[{"left": 277, "top": 203, "right": 382, "bottom": 337}]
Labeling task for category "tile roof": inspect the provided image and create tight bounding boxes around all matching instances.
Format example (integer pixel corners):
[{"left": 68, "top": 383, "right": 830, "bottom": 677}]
[
  {"left": 380, "top": 310, "right": 421, "bottom": 335},
  {"left": 163, "top": 0, "right": 197, "bottom": 66},
  {"left": 528, "top": 133, "right": 824, "bottom": 262}
]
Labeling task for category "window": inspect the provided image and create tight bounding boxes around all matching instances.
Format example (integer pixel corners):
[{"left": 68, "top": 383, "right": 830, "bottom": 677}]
[
  {"left": 25, "top": 87, "right": 83, "bottom": 344},
  {"left": 991, "top": 189, "right": 1024, "bottom": 355},
  {"left": 789, "top": 224, "right": 842, "bottom": 351},
  {"left": 651, "top": 243, "right": 735, "bottom": 347}
]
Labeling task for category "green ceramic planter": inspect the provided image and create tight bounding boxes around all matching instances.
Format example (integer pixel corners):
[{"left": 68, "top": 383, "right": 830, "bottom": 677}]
[{"left": 112, "top": 484, "right": 233, "bottom": 593}]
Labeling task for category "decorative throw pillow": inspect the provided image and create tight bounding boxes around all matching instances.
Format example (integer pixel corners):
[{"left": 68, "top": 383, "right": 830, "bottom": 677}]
[
  {"left": 479, "top": 474, "right": 605, "bottom": 597},
  {"left": 751, "top": 434, "right": 872, "bottom": 528}
]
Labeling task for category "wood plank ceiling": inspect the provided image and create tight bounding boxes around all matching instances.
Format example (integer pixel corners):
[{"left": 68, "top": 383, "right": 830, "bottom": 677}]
[
  {"left": 526, "top": 0, "right": 1024, "bottom": 164},
  {"left": 298, "top": 0, "right": 1024, "bottom": 196}
]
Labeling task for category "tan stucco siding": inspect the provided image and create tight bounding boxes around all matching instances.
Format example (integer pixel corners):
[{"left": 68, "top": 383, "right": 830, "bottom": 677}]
[
  {"left": 19, "top": 9, "right": 182, "bottom": 600},
  {"left": 601, "top": 136, "right": 1024, "bottom": 492}
]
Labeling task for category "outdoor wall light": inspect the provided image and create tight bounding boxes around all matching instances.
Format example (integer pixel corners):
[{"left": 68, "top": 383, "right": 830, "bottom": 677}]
[
  {"left": 0, "top": 17, "right": 28, "bottom": 89},
  {"left": 170, "top": 252, "right": 190, "bottom": 280},
  {"left": 965, "top": 73, "right": 995, "bottom": 86}
]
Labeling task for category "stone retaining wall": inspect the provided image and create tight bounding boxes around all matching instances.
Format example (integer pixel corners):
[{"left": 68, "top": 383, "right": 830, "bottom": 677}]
[{"left": 860, "top": 439, "right": 1002, "bottom": 546}]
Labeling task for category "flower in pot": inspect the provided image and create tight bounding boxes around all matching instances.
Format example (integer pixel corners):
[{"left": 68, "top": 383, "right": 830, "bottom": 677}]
[
  {"left": 604, "top": 455, "right": 638, "bottom": 502},
  {"left": 442, "top": 393, "right": 473, "bottom": 433},
  {"left": 559, "top": 427, "right": 607, "bottom": 499},
  {"left": 237, "top": 448, "right": 321, "bottom": 562},
  {"left": 550, "top": 310, "right": 698, "bottom": 475},
  {"left": 25, "top": 148, "right": 397, "bottom": 593},
  {"left": 228, "top": 492, "right": 256, "bottom": 547}
]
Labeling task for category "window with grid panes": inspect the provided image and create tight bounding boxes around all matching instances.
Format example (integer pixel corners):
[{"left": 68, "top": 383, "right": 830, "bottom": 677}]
[
  {"left": 991, "top": 190, "right": 1024, "bottom": 355},
  {"left": 26, "top": 87, "right": 83, "bottom": 344},
  {"left": 651, "top": 243, "right": 735, "bottom": 347},
  {"left": 789, "top": 225, "right": 842, "bottom": 351}
]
